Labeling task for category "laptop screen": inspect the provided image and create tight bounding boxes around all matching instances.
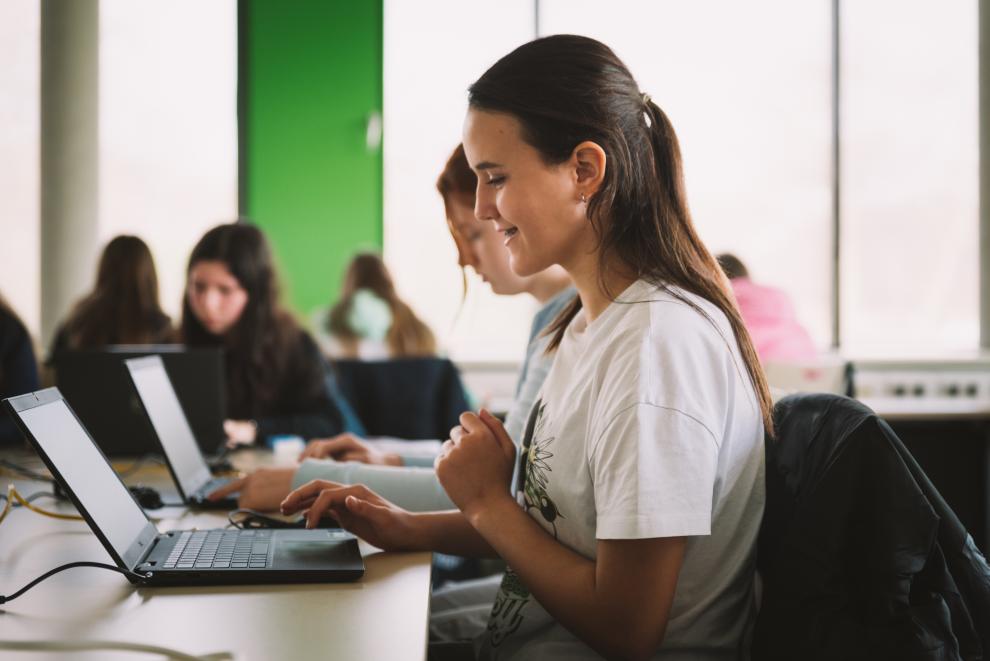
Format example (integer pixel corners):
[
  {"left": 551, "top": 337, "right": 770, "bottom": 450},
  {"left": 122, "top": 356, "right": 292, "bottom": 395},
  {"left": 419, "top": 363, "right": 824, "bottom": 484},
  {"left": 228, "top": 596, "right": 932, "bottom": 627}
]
[
  {"left": 126, "top": 356, "right": 213, "bottom": 497},
  {"left": 15, "top": 395, "right": 150, "bottom": 558}
]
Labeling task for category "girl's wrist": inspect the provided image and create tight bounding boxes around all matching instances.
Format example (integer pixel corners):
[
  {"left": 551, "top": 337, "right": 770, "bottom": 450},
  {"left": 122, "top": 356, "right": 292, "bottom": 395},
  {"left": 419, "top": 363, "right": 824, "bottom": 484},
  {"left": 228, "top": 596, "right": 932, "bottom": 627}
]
[
  {"left": 464, "top": 492, "right": 519, "bottom": 533},
  {"left": 403, "top": 511, "right": 436, "bottom": 552}
]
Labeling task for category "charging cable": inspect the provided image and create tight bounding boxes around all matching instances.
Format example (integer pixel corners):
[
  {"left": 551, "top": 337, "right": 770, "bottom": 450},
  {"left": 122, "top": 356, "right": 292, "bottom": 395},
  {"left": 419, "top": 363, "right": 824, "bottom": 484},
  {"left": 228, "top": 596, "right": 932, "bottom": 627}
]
[
  {"left": 0, "top": 639, "right": 234, "bottom": 660},
  {"left": 0, "top": 564, "right": 235, "bottom": 659},
  {"left": 0, "top": 561, "right": 143, "bottom": 605},
  {"left": 0, "top": 459, "right": 54, "bottom": 485},
  {"left": 0, "top": 483, "right": 83, "bottom": 527}
]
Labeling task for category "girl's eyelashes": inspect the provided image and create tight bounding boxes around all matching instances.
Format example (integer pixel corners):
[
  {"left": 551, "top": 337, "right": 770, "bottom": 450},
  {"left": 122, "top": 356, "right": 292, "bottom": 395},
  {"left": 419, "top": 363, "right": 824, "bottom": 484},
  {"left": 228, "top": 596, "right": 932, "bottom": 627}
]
[{"left": 485, "top": 175, "right": 506, "bottom": 188}]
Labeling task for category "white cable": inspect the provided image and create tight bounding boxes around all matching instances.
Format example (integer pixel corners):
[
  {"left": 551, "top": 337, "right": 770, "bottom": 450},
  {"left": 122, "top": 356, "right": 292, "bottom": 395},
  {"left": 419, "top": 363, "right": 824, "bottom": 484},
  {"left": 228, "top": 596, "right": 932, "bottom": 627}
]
[{"left": 0, "top": 639, "right": 235, "bottom": 660}]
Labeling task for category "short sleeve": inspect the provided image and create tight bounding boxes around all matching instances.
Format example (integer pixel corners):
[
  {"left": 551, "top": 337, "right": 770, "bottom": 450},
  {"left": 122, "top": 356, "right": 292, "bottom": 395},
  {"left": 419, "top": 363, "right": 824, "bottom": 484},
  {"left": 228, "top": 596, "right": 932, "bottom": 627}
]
[{"left": 591, "top": 402, "right": 718, "bottom": 539}]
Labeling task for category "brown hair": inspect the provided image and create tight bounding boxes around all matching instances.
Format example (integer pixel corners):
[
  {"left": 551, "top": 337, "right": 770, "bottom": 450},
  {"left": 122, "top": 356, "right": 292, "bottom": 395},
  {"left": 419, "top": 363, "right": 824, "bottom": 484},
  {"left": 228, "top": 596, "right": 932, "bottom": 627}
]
[
  {"left": 327, "top": 253, "right": 436, "bottom": 357},
  {"left": 717, "top": 254, "right": 749, "bottom": 280},
  {"left": 181, "top": 223, "right": 323, "bottom": 418},
  {"left": 0, "top": 292, "right": 24, "bottom": 384},
  {"left": 468, "top": 35, "right": 774, "bottom": 436},
  {"left": 61, "top": 235, "right": 173, "bottom": 348}
]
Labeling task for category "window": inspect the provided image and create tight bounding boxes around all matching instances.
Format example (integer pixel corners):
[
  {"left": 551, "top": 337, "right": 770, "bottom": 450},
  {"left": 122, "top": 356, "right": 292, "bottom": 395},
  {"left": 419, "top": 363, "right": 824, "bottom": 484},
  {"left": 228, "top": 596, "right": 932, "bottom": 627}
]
[
  {"left": 383, "top": 0, "right": 537, "bottom": 362},
  {"left": 100, "top": 0, "right": 238, "bottom": 318},
  {"left": 840, "top": 0, "right": 978, "bottom": 354},
  {"left": 0, "top": 0, "right": 41, "bottom": 334},
  {"left": 541, "top": 0, "right": 834, "bottom": 348}
]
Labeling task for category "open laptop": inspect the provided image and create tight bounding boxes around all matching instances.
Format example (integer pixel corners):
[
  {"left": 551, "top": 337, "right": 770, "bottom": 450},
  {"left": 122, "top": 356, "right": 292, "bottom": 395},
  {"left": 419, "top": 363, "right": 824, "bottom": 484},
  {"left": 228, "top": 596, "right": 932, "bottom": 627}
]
[
  {"left": 53, "top": 346, "right": 226, "bottom": 457},
  {"left": 4, "top": 388, "right": 364, "bottom": 586},
  {"left": 124, "top": 355, "right": 237, "bottom": 510}
]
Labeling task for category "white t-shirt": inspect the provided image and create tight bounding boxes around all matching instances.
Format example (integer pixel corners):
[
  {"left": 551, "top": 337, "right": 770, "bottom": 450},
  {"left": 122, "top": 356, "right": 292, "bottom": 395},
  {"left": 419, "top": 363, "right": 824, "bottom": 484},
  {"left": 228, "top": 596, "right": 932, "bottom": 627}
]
[{"left": 477, "top": 280, "right": 766, "bottom": 661}]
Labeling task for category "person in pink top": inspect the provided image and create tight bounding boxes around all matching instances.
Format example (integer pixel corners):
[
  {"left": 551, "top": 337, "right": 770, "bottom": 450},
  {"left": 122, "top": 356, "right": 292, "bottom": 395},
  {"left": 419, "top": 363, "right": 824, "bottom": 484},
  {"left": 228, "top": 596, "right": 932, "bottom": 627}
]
[{"left": 718, "top": 254, "right": 818, "bottom": 363}]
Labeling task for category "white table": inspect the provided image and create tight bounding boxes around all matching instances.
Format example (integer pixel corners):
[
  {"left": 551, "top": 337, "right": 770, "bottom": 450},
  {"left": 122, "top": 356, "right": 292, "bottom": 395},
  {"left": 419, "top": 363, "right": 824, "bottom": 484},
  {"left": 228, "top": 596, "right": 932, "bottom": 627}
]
[{"left": 0, "top": 453, "right": 432, "bottom": 661}]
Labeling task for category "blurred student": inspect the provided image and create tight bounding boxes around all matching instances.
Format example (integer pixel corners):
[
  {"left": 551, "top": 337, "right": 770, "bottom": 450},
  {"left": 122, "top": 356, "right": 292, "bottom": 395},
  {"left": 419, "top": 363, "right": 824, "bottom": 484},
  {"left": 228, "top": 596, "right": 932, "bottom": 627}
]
[
  {"left": 718, "top": 253, "right": 817, "bottom": 363},
  {"left": 323, "top": 252, "right": 436, "bottom": 359},
  {"left": 0, "top": 293, "right": 39, "bottom": 446},
  {"left": 182, "top": 223, "right": 356, "bottom": 444},
  {"left": 49, "top": 235, "right": 175, "bottom": 356}
]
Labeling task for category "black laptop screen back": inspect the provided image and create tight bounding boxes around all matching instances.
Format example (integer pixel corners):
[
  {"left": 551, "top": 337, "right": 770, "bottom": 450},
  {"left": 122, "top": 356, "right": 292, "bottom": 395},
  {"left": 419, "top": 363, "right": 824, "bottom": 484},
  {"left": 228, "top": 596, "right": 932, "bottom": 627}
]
[
  {"left": 15, "top": 397, "right": 150, "bottom": 557},
  {"left": 126, "top": 356, "right": 212, "bottom": 497},
  {"left": 53, "top": 347, "right": 226, "bottom": 456}
]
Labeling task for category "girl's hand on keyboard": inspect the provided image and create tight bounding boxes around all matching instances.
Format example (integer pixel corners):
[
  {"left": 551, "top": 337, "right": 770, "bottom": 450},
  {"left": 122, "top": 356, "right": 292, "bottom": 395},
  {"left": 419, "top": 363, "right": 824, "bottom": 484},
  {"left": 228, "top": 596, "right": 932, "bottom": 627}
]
[
  {"left": 299, "top": 433, "right": 402, "bottom": 466},
  {"left": 208, "top": 467, "right": 295, "bottom": 510},
  {"left": 280, "top": 481, "right": 420, "bottom": 551}
]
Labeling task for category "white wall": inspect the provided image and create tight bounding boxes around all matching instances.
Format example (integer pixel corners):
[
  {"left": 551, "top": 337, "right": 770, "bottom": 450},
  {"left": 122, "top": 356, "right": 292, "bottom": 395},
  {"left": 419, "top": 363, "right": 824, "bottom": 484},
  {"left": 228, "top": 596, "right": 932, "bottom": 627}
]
[
  {"left": 99, "top": 0, "right": 239, "bottom": 321},
  {"left": 541, "top": 0, "right": 834, "bottom": 348},
  {"left": 0, "top": 0, "right": 41, "bottom": 336},
  {"left": 840, "top": 0, "right": 978, "bottom": 354}
]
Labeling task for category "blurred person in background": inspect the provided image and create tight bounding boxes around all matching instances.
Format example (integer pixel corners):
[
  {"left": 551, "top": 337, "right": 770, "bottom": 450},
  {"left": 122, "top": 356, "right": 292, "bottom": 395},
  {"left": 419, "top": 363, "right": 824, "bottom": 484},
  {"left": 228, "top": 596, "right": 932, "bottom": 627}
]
[
  {"left": 718, "top": 253, "right": 817, "bottom": 363},
  {"left": 182, "top": 222, "right": 360, "bottom": 445},
  {"left": 322, "top": 252, "right": 436, "bottom": 359},
  {"left": 0, "top": 292, "right": 39, "bottom": 446},
  {"left": 48, "top": 235, "right": 175, "bottom": 357}
]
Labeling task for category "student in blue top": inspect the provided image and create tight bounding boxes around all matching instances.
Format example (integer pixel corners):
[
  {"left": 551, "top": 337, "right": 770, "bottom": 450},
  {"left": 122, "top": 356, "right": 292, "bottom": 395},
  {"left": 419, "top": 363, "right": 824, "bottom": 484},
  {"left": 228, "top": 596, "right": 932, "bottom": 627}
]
[{"left": 280, "top": 35, "right": 773, "bottom": 661}]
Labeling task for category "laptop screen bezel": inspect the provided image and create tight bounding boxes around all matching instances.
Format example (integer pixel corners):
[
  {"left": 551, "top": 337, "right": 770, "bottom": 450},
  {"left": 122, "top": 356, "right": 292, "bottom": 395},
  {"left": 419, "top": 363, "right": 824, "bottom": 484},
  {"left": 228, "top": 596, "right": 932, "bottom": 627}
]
[{"left": 4, "top": 388, "right": 160, "bottom": 573}]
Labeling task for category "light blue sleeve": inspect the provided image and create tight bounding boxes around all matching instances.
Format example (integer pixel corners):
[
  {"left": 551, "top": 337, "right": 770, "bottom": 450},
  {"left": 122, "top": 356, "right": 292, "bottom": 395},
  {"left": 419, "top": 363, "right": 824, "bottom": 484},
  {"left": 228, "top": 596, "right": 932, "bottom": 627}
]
[
  {"left": 401, "top": 454, "right": 438, "bottom": 468},
  {"left": 502, "top": 287, "right": 574, "bottom": 445},
  {"left": 291, "top": 458, "right": 454, "bottom": 512},
  {"left": 502, "top": 339, "right": 552, "bottom": 446},
  {"left": 289, "top": 290, "right": 573, "bottom": 512}
]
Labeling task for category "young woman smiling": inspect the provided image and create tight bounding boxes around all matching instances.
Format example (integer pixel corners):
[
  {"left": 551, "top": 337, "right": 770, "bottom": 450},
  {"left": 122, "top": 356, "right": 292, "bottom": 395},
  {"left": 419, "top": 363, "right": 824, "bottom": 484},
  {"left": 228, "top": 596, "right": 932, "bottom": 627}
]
[{"left": 281, "top": 36, "right": 771, "bottom": 661}]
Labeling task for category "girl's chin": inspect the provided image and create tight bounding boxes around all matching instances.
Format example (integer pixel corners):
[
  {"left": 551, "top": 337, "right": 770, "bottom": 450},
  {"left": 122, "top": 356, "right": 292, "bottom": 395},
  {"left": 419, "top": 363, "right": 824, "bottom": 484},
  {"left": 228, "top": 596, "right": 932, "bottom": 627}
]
[{"left": 507, "top": 256, "right": 542, "bottom": 278}]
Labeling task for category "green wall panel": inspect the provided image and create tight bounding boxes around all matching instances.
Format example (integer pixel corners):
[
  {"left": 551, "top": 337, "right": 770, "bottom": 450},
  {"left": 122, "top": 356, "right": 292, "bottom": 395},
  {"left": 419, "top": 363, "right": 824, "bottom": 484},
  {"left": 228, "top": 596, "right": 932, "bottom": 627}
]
[{"left": 241, "top": 0, "right": 382, "bottom": 322}]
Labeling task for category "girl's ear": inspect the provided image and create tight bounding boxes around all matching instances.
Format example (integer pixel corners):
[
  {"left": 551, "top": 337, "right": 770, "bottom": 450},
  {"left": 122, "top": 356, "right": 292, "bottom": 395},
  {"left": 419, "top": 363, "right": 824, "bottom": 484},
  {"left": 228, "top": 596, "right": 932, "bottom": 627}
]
[{"left": 572, "top": 141, "right": 607, "bottom": 199}]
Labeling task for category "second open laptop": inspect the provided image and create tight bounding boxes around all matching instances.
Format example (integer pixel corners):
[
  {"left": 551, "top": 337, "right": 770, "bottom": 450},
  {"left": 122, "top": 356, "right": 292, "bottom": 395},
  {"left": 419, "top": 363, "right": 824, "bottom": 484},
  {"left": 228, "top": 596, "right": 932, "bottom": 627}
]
[
  {"left": 124, "top": 355, "right": 239, "bottom": 510},
  {"left": 3, "top": 388, "right": 364, "bottom": 586},
  {"left": 53, "top": 346, "right": 227, "bottom": 457}
]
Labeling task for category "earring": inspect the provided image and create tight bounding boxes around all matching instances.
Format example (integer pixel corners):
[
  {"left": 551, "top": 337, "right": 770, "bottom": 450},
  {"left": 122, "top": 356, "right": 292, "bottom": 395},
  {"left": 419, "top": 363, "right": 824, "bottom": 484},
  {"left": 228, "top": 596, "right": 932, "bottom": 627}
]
[{"left": 580, "top": 193, "right": 587, "bottom": 203}]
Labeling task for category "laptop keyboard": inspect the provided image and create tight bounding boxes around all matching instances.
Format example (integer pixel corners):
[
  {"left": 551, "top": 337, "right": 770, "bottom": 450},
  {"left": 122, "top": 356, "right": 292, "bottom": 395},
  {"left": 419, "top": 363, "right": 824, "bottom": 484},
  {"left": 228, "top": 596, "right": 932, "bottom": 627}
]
[{"left": 163, "top": 529, "right": 273, "bottom": 569}]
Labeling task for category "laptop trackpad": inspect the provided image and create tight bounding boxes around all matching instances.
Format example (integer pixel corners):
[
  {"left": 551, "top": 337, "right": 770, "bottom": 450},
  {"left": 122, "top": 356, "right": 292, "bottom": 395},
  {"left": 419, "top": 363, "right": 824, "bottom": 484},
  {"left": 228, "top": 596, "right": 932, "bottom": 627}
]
[{"left": 273, "top": 531, "right": 363, "bottom": 571}]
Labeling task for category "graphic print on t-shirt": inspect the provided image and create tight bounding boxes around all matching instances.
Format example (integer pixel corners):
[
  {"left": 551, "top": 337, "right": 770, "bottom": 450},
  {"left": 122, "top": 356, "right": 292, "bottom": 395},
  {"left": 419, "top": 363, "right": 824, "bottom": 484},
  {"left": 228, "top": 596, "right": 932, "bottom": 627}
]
[
  {"left": 485, "top": 398, "right": 563, "bottom": 649},
  {"left": 521, "top": 400, "right": 563, "bottom": 536}
]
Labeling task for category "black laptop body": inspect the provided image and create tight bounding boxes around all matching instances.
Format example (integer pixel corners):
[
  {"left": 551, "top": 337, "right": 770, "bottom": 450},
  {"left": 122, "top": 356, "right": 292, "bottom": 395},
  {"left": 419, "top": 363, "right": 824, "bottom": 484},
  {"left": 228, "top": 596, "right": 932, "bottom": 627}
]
[{"left": 4, "top": 388, "right": 364, "bottom": 586}]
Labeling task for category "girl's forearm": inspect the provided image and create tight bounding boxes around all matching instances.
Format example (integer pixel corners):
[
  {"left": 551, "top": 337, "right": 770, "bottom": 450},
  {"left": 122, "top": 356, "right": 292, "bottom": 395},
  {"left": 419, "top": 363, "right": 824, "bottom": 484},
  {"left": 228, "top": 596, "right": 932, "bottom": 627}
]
[
  {"left": 408, "top": 509, "right": 500, "bottom": 557},
  {"left": 466, "top": 496, "right": 676, "bottom": 660}
]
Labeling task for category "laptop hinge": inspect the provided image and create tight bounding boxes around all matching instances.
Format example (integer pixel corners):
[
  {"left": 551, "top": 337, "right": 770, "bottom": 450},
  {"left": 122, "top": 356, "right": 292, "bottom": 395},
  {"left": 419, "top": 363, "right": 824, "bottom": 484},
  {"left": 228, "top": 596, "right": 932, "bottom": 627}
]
[{"left": 134, "top": 531, "right": 174, "bottom": 575}]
